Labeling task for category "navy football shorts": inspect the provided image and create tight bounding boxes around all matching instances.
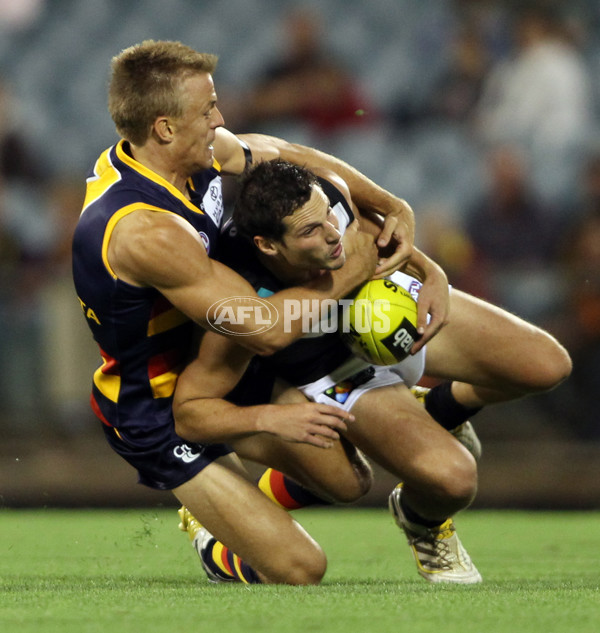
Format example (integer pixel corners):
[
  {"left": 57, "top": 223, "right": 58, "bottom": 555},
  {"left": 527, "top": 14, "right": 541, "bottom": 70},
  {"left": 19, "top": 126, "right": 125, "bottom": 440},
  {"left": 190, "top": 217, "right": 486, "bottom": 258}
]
[
  {"left": 102, "top": 423, "right": 233, "bottom": 491},
  {"left": 102, "top": 357, "right": 276, "bottom": 491}
]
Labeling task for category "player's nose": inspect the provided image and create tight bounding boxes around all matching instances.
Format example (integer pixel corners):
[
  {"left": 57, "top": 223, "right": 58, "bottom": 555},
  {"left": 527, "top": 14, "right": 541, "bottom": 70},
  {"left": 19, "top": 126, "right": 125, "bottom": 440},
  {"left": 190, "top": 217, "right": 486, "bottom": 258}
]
[
  {"left": 211, "top": 106, "right": 225, "bottom": 128},
  {"left": 325, "top": 222, "right": 341, "bottom": 243}
]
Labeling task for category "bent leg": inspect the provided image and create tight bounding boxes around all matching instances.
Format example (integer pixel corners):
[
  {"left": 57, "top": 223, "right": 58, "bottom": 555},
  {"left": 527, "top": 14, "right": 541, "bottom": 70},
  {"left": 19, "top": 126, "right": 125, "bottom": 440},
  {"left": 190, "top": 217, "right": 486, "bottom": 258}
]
[
  {"left": 173, "top": 454, "right": 326, "bottom": 585},
  {"left": 425, "top": 290, "right": 572, "bottom": 406},
  {"left": 232, "top": 382, "right": 373, "bottom": 504},
  {"left": 347, "top": 383, "right": 478, "bottom": 522}
]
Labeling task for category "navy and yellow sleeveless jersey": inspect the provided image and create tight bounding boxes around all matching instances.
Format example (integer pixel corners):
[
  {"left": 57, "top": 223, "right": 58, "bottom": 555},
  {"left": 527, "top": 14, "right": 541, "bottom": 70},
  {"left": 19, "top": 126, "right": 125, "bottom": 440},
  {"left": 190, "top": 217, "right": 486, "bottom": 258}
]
[
  {"left": 72, "top": 140, "right": 224, "bottom": 443},
  {"left": 219, "top": 177, "right": 355, "bottom": 385}
]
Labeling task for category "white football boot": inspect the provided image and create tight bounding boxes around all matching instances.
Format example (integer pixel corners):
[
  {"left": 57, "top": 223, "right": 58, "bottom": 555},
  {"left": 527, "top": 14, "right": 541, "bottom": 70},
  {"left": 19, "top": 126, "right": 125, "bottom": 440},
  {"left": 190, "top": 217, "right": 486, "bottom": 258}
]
[{"left": 388, "top": 486, "right": 482, "bottom": 584}]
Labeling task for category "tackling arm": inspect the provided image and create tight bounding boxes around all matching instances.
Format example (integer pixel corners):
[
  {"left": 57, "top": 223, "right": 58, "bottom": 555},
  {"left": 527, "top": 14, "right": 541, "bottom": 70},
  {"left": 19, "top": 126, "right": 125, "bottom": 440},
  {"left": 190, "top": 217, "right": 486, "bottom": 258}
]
[
  {"left": 108, "top": 208, "right": 376, "bottom": 355},
  {"left": 214, "top": 128, "right": 415, "bottom": 269},
  {"left": 343, "top": 194, "right": 451, "bottom": 352},
  {"left": 172, "top": 330, "right": 353, "bottom": 448}
]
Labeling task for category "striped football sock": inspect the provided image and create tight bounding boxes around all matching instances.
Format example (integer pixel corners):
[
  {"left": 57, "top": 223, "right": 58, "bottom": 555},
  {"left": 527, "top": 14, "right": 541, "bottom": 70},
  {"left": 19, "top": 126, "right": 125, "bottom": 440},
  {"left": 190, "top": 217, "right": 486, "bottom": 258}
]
[
  {"left": 257, "top": 468, "right": 330, "bottom": 509},
  {"left": 201, "top": 535, "right": 261, "bottom": 584}
]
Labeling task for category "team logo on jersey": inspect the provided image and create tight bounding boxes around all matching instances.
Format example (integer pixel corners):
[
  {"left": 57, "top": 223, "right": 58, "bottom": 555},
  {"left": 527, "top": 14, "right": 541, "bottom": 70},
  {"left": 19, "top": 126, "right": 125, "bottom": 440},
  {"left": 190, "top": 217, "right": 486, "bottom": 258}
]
[
  {"left": 198, "top": 231, "right": 210, "bottom": 253},
  {"left": 173, "top": 443, "right": 201, "bottom": 463},
  {"left": 207, "top": 296, "right": 278, "bottom": 336}
]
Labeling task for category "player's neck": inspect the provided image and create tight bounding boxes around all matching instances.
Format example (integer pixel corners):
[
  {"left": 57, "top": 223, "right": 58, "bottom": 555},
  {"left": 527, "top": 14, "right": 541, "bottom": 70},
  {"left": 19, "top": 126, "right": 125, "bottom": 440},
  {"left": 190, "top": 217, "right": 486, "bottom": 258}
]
[
  {"left": 258, "top": 252, "right": 320, "bottom": 286},
  {"left": 128, "top": 142, "right": 190, "bottom": 197}
]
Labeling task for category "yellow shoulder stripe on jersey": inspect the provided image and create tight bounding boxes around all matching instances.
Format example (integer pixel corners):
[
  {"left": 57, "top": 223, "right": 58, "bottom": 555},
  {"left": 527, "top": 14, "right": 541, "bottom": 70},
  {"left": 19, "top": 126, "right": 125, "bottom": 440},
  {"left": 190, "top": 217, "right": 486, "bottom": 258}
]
[
  {"left": 101, "top": 203, "right": 181, "bottom": 279},
  {"left": 82, "top": 147, "right": 121, "bottom": 213},
  {"left": 115, "top": 140, "right": 205, "bottom": 216}
]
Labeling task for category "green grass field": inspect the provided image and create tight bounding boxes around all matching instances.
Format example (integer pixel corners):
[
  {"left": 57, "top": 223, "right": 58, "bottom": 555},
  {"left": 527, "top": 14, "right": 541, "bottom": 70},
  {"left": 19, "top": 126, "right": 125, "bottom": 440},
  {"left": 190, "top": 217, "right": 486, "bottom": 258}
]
[{"left": 1, "top": 507, "right": 599, "bottom": 633}]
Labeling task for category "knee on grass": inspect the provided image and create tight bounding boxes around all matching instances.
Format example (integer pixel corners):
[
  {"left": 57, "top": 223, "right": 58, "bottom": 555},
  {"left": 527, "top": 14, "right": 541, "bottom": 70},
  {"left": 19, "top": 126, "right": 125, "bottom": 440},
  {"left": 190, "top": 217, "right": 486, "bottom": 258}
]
[{"left": 270, "top": 543, "right": 328, "bottom": 585}]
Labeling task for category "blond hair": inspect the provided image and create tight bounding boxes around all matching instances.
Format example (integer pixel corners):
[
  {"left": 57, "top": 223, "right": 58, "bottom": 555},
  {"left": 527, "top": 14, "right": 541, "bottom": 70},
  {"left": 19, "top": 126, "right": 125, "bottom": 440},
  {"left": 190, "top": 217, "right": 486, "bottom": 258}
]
[{"left": 108, "top": 40, "right": 218, "bottom": 145}]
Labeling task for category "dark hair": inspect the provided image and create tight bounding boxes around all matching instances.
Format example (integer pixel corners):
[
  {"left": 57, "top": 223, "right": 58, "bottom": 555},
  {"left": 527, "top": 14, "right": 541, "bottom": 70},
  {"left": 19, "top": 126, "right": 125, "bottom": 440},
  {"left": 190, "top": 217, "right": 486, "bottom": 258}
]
[{"left": 233, "top": 159, "right": 318, "bottom": 242}]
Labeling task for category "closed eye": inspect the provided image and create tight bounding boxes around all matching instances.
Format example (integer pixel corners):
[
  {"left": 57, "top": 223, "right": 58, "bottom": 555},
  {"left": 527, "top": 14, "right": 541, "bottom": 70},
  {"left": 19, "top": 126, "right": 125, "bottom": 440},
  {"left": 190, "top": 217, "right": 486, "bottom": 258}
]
[{"left": 301, "top": 225, "right": 319, "bottom": 236}]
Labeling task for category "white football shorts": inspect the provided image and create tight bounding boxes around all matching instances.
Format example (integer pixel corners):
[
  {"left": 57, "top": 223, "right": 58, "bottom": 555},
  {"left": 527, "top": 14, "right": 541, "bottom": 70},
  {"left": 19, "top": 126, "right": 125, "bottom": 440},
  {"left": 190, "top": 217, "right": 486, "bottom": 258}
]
[{"left": 296, "top": 271, "right": 427, "bottom": 412}]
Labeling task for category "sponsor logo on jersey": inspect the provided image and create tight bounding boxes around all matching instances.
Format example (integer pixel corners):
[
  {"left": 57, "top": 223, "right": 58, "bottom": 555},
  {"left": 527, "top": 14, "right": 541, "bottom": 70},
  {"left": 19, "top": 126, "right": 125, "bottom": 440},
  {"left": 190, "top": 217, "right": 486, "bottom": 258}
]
[{"left": 202, "top": 177, "right": 224, "bottom": 227}]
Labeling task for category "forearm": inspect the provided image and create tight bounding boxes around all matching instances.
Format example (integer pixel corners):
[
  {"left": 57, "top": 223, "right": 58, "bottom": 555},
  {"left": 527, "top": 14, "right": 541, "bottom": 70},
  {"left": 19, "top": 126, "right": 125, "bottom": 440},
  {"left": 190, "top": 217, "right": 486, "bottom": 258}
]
[
  {"left": 217, "top": 231, "right": 376, "bottom": 356},
  {"left": 239, "top": 133, "right": 414, "bottom": 224},
  {"left": 402, "top": 247, "right": 447, "bottom": 285},
  {"left": 174, "top": 397, "right": 272, "bottom": 443},
  {"left": 174, "top": 392, "right": 354, "bottom": 449},
  {"left": 240, "top": 269, "right": 367, "bottom": 355},
  {"left": 288, "top": 143, "right": 413, "bottom": 223}
]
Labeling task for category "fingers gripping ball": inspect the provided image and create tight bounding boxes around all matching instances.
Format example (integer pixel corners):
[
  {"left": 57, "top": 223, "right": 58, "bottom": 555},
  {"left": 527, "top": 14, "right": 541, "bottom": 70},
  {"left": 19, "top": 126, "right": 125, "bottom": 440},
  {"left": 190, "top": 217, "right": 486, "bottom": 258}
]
[{"left": 340, "top": 279, "right": 420, "bottom": 365}]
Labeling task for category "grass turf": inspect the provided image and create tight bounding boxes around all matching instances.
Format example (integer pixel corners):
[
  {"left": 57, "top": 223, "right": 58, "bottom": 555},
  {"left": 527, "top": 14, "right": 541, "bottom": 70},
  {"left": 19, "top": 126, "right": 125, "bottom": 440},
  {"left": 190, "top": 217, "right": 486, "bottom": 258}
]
[{"left": 1, "top": 507, "right": 599, "bottom": 633}]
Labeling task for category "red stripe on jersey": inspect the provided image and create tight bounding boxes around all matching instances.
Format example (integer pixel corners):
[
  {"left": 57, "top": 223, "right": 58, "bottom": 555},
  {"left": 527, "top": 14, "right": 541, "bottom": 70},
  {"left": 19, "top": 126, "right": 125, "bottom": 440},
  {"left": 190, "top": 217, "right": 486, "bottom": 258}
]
[
  {"left": 90, "top": 394, "right": 112, "bottom": 427},
  {"left": 147, "top": 348, "right": 185, "bottom": 380},
  {"left": 98, "top": 347, "right": 120, "bottom": 375}
]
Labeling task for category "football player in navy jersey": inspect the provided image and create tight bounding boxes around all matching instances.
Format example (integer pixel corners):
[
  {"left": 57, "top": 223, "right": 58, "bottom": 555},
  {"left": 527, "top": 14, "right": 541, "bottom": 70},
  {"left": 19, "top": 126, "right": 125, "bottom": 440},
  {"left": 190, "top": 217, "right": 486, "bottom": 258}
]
[
  {"left": 72, "top": 40, "right": 456, "bottom": 585},
  {"left": 174, "top": 159, "right": 572, "bottom": 584}
]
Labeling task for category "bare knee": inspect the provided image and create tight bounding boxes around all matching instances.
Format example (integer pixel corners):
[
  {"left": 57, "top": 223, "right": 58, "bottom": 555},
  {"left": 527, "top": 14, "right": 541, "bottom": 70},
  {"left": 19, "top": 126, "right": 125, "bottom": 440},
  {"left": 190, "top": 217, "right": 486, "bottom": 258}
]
[
  {"left": 274, "top": 543, "right": 327, "bottom": 585},
  {"left": 437, "top": 448, "right": 477, "bottom": 506},
  {"left": 409, "top": 446, "right": 478, "bottom": 510},
  {"left": 537, "top": 338, "right": 572, "bottom": 391},
  {"left": 521, "top": 334, "right": 573, "bottom": 394}
]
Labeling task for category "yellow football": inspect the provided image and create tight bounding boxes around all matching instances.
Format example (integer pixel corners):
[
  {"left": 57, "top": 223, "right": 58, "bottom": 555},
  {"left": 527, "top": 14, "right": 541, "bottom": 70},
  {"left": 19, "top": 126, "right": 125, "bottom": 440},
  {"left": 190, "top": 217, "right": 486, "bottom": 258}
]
[{"left": 340, "top": 278, "right": 420, "bottom": 365}]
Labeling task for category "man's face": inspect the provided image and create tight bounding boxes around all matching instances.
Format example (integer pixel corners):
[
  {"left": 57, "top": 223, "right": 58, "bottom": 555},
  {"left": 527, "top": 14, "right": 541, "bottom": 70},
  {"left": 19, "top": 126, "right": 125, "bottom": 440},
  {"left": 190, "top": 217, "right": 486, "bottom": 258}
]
[
  {"left": 171, "top": 73, "right": 224, "bottom": 172},
  {"left": 271, "top": 185, "right": 346, "bottom": 271}
]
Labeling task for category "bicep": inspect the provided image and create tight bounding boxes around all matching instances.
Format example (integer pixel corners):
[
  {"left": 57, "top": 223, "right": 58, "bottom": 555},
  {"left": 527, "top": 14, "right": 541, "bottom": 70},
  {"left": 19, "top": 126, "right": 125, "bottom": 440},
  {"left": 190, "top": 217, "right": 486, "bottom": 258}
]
[{"left": 110, "top": 209, "right": 258, "bottom": 326}]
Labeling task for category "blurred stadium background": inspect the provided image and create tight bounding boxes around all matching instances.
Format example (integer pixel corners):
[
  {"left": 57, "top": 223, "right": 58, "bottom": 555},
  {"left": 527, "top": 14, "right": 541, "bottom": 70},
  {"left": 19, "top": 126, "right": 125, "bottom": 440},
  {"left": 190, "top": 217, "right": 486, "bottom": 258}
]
[{"left": 0, "top": 0, "right": 599, "bottom": 509}]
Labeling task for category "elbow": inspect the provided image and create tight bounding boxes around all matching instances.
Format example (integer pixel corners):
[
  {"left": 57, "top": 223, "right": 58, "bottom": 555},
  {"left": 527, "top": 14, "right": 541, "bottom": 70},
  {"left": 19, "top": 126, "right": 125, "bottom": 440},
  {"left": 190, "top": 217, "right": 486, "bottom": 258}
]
[
  {"left": 173, "top": 414, "right": 194, "bottom": 443},
  {"left": 173, "top": 401, "right": 204, "bottom": 443},
  {"left": 237, "top": 330, "right": 294, "bottom": 357}
]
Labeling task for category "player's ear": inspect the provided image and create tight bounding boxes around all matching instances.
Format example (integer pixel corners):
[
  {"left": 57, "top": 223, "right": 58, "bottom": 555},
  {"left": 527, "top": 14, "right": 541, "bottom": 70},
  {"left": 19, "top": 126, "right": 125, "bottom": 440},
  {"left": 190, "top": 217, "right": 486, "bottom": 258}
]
[
  {"left": 152, "top": 116, "right": 175, "bottom": 143},
  {"left": 254, "top": 235, "right": 279, "bottom": 257}
]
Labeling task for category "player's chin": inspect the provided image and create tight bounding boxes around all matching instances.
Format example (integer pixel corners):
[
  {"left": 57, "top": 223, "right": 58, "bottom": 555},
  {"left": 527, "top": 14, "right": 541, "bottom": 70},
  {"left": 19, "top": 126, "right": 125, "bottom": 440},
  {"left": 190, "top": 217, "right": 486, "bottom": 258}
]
[
  {"left": 328, "top": 254, "right": 346, "bottom": 270},
  {"left": 198, "top": 147, "right": 214, "bottom": 169}
]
